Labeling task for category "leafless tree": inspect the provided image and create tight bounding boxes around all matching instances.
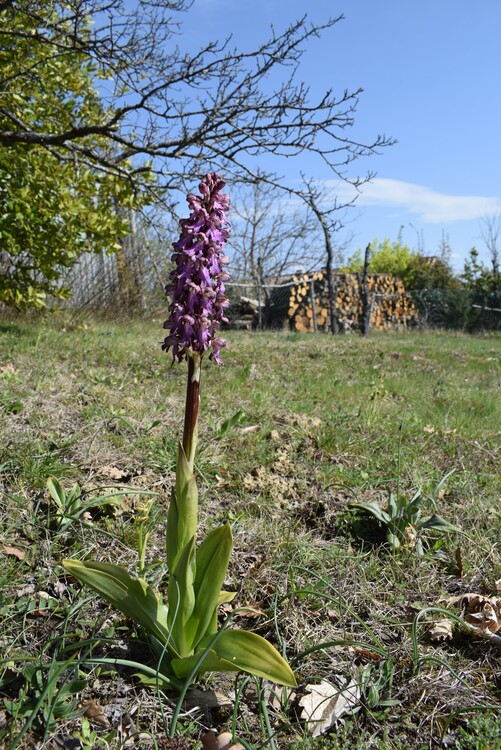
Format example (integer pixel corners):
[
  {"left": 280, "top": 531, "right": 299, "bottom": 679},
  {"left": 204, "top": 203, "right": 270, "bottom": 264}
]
[
  {"left": 1, "top": 1, "right": 392, "bottom": 196},
  {"left": 481, "top": 212, "right": 501, "bottom": 290},
  {"left": 298, "top": 179, "right": 355, "bottom": 334},
  {"left": 229, "top": 178, "right": 319, "bottom": 284}
]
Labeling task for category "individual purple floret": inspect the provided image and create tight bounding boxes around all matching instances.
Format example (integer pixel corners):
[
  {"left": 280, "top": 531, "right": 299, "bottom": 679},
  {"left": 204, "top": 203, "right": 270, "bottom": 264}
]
[{"left": 162, "top": 173, "right": 230, "bottom": 364}]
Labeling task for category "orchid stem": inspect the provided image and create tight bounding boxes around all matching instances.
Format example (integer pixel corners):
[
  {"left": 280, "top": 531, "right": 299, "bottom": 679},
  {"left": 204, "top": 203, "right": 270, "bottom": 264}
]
[{"left": 182, "top": 354, "right": 201, "bottom": 469}]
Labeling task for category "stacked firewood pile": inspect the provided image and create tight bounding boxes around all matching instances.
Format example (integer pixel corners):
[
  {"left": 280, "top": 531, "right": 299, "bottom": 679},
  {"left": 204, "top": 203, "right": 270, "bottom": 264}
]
[
  {"left": 287, "top": 271, "right": 417, "bottom": 332},
  {"left": 224, "top": 296, "right": 259, "bottom": 329}
]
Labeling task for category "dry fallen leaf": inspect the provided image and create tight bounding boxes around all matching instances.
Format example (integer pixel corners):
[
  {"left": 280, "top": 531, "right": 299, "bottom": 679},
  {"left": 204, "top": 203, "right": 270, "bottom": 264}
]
[
  {"left": 299, "top": 679, "right": 361, "bottom": 737},
  {"left": 1, "top": 545, "right": 26, "bottom": 560},
  {"left": 84, "top": 699, "right": 109, "bottom": 727},
  {"left": 465, "top": 602, "right": 500, "bottom": 633},
  {"left": 200, "top": 731, "right": 244, "bottom": 750},
  {"left": 99, "top": 465, "right": 130, "bottom": 480},
  {"left": 0, "top": 364, "right": 16, "bottom": 375},
  {"left": 348, "top": 646, "right": 383, "bottom": 662},
  {"left": 239, "top": 424, "right": 259, "bottom": 434},
  {"left": 445, "top": 593, "right": 501, "bottom": 633},
  {"left": 439, "top": 592, "right": 501, "bottom": 646},
  {"left": 403, "top": 524, "right": 417, "bottom": 548},
  {"left": 429, "top": 619, "right": 454, "bottom": 642}
]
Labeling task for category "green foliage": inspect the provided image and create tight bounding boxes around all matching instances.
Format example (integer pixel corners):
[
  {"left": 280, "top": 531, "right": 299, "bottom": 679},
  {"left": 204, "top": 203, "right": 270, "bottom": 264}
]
[
  {"left": 63, "top": 426, "right": 296, "bottom": 689},
  {"left": 210, "top": 409, "right": 247, "bottom": 439},
  {"left": 461, "top": 248, "right": 497, "bottom": 293},
  {"left": 359, "top": 659, "right": 398, "bottom": 712},
  {"left": 347, "top": 470, "right": 459, "bottom": 554},
  {"left": 0, "top": 6, "right": 143, "bottom": 308},
  {"left": 63, "top": 530, "right": 297, "bottom": 687},
  {"left": 343, "top": 239, "right": 457, "bottom": 290},
  {"left": 1, "top": 322, "right": 499, "bottom": 747},
  {"left": 454, "top": 713, "right": 501, "bottom": 750},
  {"left": 407, "top": 253, "right": 459, "bottom": 290},
  {"left": 45, "top": 476, "right": 153, "bottom": 532}
]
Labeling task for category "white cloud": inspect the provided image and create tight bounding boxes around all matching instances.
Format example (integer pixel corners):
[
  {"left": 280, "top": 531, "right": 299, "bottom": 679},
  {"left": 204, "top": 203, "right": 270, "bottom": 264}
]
[{"left": 325, "top": 178, "right": 500, "bottom": 224}]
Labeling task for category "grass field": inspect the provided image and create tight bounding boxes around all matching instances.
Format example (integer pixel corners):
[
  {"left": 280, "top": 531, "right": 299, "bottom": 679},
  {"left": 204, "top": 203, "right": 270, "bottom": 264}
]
[{"left": 0, "top": 318, "right": 500, "bottom": 749}]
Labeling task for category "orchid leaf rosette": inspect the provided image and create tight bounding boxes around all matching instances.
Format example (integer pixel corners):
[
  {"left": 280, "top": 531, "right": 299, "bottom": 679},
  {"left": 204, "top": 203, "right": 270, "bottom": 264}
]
[{"left": 63, "top": 174, "right": 296, "bottom": 689}]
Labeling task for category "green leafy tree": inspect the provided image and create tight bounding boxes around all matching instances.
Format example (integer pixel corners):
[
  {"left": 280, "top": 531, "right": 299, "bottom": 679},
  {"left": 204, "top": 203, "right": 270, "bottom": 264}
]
[
  {"left": 343, "top": 240, "right": 417, "bottom": 286},
  {"left": 0, "top": 145, "right": 138, "bottom": 307},
  {"left": 406, "top": 254, "right": 458, "bottom": 290},
  {"left": 0, "top": 5, "right": 140, "bottom": 307},
  {"left": 343, "top": 239, "right": 457, "bottom": 290},
  {"left": 461, "top": 248, "right": 496, "bottom": 293}
]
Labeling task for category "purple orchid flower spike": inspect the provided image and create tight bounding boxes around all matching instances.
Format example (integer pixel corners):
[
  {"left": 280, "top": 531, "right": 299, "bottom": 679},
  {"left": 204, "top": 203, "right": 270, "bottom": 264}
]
[{"left": 163, "top": 173, "right": 230, "bottom": 366}]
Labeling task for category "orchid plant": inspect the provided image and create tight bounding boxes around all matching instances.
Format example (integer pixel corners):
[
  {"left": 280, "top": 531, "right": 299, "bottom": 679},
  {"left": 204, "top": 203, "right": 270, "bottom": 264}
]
[{"left": 63, "top": 174, "right": 296, "bottom": 689}]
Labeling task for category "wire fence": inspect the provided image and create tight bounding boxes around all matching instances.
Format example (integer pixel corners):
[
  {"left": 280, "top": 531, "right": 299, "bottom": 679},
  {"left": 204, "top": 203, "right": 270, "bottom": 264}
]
[
  {"left": 411, "top": 288, "right": 501, "bottom": 331},
  {"left": 56, "top": 254, "right": 501, "bottom": 333}
]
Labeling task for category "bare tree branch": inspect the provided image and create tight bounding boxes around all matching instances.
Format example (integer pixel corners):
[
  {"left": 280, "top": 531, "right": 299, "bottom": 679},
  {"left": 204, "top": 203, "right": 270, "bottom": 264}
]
[
  {"left": 297, "top": 177, "right": 358, "bottom": 334},
  {"left": 480, "top": 211, "right": 501, "bottom": 289},
  {"left": 0, "top": 1, "right": 394, "bottom": 192}
]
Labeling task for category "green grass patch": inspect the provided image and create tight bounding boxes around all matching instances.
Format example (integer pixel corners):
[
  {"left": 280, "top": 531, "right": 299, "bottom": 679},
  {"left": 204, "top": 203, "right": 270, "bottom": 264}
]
[{"left": 0, "top": 318, "right": 500, "bottom": 748}]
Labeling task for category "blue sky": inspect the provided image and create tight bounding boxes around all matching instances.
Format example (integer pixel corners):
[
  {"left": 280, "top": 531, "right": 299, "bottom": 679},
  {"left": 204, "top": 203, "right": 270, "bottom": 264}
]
[{"left": 190, "top": 0, "right": 501, "bottom": 270}]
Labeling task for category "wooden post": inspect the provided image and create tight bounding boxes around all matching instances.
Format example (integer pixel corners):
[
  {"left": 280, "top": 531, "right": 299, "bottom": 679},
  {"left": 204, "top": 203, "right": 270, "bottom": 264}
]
[
  {"left": 358, "top": 242, "right": 373, "bottom": 336},
  {"left": 257, "top": 256, "right": 263, "bottom": 330},
  {"left": 310, "top": 278, "right": 318, "bottom": 333}
]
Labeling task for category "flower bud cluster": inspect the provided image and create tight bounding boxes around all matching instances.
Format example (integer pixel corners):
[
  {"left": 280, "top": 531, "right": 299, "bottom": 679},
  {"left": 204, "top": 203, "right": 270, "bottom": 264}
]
[{"left": 162, "top": 173, "right": 230, "bottom": 363}]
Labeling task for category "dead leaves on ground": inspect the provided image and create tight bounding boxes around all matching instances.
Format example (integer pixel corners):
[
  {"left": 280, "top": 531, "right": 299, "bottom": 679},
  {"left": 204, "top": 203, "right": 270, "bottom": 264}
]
[
  {"left": 429, "top": 592, "right": 501, "bottom": 647},
  {"left": 298, "top": 678, "right": 361, "bottom": 737},
  {"left": 201, "top": 731, "right": 244, "bottom": 750},
  {"left": 98, "top": 465, "right": 130, "bottom": 481},
  {"left": 429, "top": 618, "right": 454, "bottom": 642},
  {"left": 1, "top": 544, "right": 26, "bottom": 560},
  {"left": 83, "top": 699, "right": 109, "bottom": 727},
  {"left": 446, "top": 593, "right": 501, "bottom": 634}
]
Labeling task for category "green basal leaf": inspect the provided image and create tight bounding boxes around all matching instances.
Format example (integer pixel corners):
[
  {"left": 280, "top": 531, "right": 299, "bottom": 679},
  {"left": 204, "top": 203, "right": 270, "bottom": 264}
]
[
  {"left": 417, "top": 514, "right": 459, "bottom": 532},
  {"left": 190, "top": 524, "right": 233, "bottom": 647},
  {"left": 218, "top": 591, "right": 237, "bottom": 605},
  {"left": 63, "top": 559, "right": 173, "bottom": 651},
  {"left": 167, "top": 536, "right": 196, "bottom": 657},
  {"left": 213, "top": 409, "right": 247, "bottom": 438},
  {"left": 172, "top": 629, "right": 297, "bottom": 687},
  {"left": 171, "top": 647, "right": 236, "bottom": 679},
  {"left": 47, "top": 476, "right": 66, "bottom": 513},
  {"left": 434, "top": 468, "right": 456, "bottom": 496},
  {"left": 406, "top": 490, "right": 424, "bottom": 516},
  {"left": 349, "top": 501, "right": 391, "bottom": 525},
  {"left": 205, "top": 590, "right": 237, "bottom": 639},
  {"left": 386, "top": 532, "right": 401, "bottom": 549},
  {"left": 66, "top": 483, "right": 82, "bottom": 511}
]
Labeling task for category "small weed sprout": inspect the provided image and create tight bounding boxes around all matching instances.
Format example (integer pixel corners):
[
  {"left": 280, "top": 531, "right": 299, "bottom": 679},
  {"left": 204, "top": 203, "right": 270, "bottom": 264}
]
[{"left": 45, "top": 476, "right": 153, "bottom": 533}]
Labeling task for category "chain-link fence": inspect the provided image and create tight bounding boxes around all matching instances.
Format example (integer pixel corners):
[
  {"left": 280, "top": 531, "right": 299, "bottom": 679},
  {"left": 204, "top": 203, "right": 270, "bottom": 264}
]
[
  {"left": 411, "top": 288, "right": 501, "bottom": 331},
  {"left": 59, "top": 242, "right": 169, "bottom": 316},
  {"left": 225, "top": 280, "right": 294, "bottom": 330},
  {"left": 56, "top": 256, "right": 501, "bottom": 333}
]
